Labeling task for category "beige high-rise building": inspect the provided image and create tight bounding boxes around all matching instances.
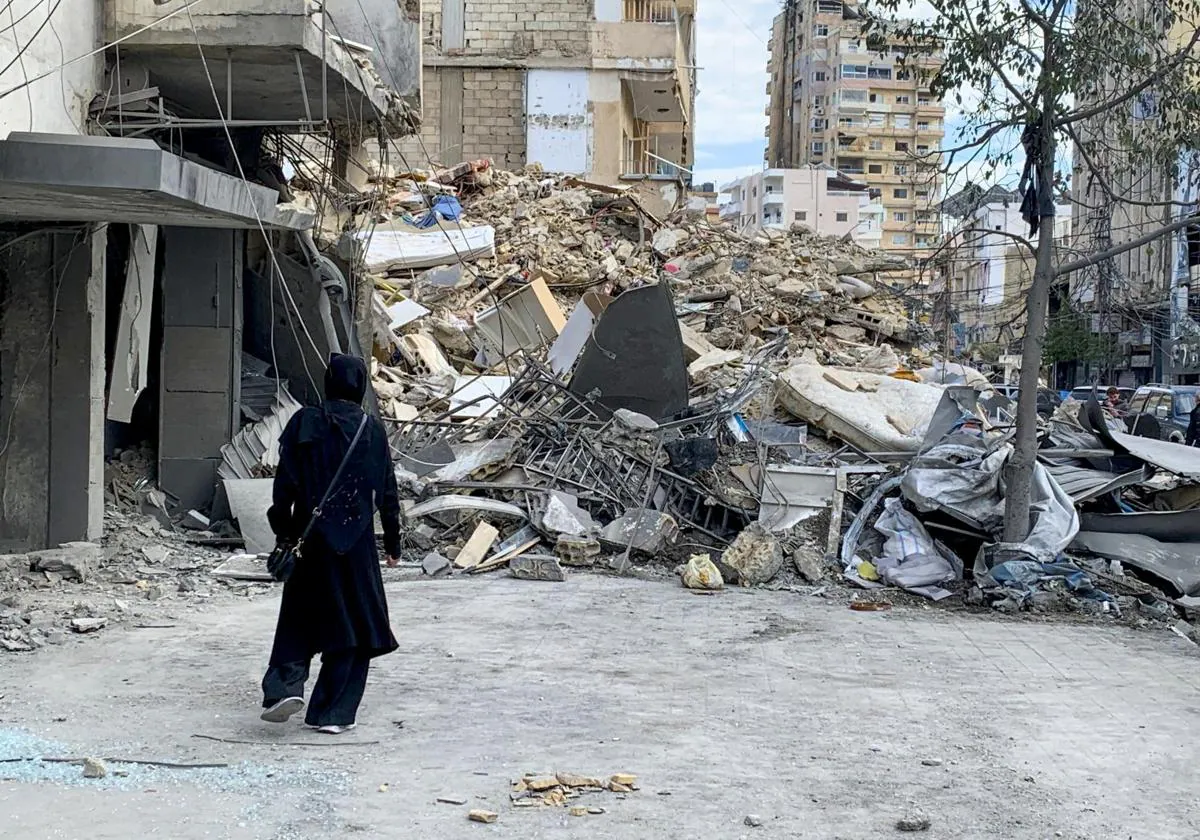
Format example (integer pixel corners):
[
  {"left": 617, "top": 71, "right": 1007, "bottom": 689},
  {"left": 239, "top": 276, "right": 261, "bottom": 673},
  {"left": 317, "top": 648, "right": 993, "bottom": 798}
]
[{"left": 765, "top": 0, "right": 945, "bottom": 272}]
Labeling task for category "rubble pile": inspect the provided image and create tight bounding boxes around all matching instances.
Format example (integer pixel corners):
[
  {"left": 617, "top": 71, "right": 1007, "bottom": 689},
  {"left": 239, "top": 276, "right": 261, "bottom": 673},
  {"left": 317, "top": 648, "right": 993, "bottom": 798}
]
[
  {"left": 329, "top": 163, "right": 1200, "bottom": 633},
  {"left": 0, "top": 505, "right": 273, "bottom": 653}
]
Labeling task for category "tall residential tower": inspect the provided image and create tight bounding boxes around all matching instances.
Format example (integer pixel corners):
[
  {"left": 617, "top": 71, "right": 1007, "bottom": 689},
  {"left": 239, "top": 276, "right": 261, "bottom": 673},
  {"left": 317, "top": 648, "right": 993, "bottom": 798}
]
[{"left": 766, "top": 0, "right": 945, "bottom": 272}]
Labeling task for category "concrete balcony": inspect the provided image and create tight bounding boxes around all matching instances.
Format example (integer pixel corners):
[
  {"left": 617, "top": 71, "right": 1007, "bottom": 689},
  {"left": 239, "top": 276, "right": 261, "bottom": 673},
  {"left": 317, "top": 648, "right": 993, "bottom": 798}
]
[{"left": 105, "top": 0, "right": 418, "bottom": 126}]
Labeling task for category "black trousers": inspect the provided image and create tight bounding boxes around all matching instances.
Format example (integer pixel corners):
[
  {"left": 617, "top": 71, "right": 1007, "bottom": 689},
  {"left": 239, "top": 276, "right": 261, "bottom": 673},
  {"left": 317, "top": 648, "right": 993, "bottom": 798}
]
[{"left": 262, "top": 650, "right": 371, "bottom": 727}]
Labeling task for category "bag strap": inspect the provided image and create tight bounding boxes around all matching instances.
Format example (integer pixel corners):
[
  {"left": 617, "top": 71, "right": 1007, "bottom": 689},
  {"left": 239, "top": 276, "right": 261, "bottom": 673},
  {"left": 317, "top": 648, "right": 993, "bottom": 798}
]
[{"left": 297, "top": 413, "right": 369, "bottom": 544}]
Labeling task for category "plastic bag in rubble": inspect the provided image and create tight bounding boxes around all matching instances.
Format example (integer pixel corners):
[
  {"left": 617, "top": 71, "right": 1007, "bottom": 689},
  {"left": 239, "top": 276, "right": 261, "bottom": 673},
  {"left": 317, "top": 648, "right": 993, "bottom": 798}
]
[
  {"left": 872, "top": 498, "right": 962, "bottom": 599},
  {"left": 681, "top": 553, "right": 724, "bottom": 591}
]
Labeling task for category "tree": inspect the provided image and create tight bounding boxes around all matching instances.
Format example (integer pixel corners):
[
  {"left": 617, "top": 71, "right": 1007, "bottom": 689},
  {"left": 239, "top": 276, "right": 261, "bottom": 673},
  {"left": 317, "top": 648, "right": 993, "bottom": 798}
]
[{"left": 860, "top": 0, "right": 1200, "bottom": 542}]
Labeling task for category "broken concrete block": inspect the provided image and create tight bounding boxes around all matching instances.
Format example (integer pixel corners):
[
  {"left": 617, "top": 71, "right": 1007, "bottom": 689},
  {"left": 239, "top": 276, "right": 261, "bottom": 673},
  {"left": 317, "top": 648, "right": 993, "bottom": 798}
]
[
  {"left": 652, "top": 227, "right": 689, "bottom": 256},
  {"left": 70, "top": 617, "right": 107, "bottom": 634},
  {"left": 537, "top": 491, "right": 597, "bottom": 537},
  {"left": 0, "top": 553, "right": 28, "bottom": 578},
  {"left": 556, "top": 534, "right": 602, "bottom": 567},
  {"left": 687, "top": 349, "right": 741, "bottom": 379},
  {"left": 28, "top": 542, "right": 102, "bottom": 583},
  {"left": 678, "top": 321, "right": 717, "bottom": 363},
  {"left": 509, "top": 554, "right": 566, "bottom": 582},
  {"left": 794, "top": 549, "right": 827, "bottom": 583},
  {"left": 613, "top": 408, "right": 659, "bottom": 433},
  {"left": 421, "top": 552, "right": 452, "bottom": 577},
  {"left": 468, "top": 809, "right": 498, "bottom": 824},
  {"left": 822, "top": 369, "right": 861, "bottom": 392},
  {"left": 680, "top": 553, "right": 724, "bottom": 590},
  {"left": 399, "top": 333, "right": 457, "bottom": 380},
  {"left": 82, "top": 757, "right": 108, "bottom": 779},
  {"left": 600, "top": 509, "right": 678, "bottom": 554},
  {"left": 721, "top": 524, "right": 784, "bottom": 586}
]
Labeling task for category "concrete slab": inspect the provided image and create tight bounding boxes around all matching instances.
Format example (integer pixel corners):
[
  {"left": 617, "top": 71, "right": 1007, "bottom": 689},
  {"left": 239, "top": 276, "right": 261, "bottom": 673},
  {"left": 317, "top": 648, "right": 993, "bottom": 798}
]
[{"left": 0, "top": 134, "right": 312, "bottom": 230}]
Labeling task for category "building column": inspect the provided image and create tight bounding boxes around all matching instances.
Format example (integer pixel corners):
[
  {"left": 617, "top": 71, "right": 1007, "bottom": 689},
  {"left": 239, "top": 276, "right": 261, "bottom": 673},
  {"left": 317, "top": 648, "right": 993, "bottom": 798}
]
[{"left": 0, "top": 226, "right": 105, "bottom": 551}]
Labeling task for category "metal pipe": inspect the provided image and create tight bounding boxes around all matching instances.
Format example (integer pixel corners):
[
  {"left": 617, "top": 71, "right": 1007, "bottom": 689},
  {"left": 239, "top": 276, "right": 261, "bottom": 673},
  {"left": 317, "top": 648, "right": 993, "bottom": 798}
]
[
  {"left": 295, "top": 52, "right": 313, "bottom": 123},
  {"left": 225, "top": 53, "right": 232, "bottom": 119},
  {"left": 321, "top": 1, "right": 328, "bottom": 123}
]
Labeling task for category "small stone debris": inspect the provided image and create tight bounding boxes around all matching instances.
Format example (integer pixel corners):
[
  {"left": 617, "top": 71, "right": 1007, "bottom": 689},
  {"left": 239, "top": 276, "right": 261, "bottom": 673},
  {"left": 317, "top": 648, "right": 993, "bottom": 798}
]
[
  {"left": 437, "top": 796, "right": 468, "bottom": 805},
  {"left": 921, "top": 758, "right": 943, "bottom": 767},
  {"left": 745, "top": 814, "right": 765, "bottom": 827},
  {"left": 421, "top": 552, "right": 453, "bottom": 577},
  {"left": 468, "top": 809, "right": 498, "bottom": 824},
  {"left": 82, "top": 757, "right": 107, "bottom": 779},
  {"left": 509, "top": 554, "right": 566, "bottom": 582},
  {"left": 896, "top": 814, "right": 932, "bottom": 832},
  {"left": 69, "top": 618, "right": 108, "bottom": 634},
  {"left": 378, "top": 783, "right": 390, "bottom": 793}
]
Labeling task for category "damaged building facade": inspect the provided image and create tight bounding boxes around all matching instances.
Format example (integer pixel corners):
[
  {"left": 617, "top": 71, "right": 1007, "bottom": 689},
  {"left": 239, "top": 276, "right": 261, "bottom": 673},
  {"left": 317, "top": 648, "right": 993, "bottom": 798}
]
[
  {"left": 398, "top": 0, "right": 696, "bottom": 196},
  {"left": 0, "top": 0, "right": 419, "bottom": 552}
]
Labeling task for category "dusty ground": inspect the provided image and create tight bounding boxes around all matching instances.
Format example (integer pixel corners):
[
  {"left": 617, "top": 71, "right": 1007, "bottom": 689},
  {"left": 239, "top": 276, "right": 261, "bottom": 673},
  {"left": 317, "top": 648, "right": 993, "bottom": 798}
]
[{"left": 1, "top": 574, "right": 1198, "bottom": 839}]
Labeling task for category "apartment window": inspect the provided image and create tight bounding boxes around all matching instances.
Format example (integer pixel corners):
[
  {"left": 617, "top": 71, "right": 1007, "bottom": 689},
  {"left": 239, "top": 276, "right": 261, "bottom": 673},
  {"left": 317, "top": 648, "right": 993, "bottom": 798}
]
[
  {"left": 894, "top": 164, "right": 909, "bottom": 175},
  {"left": 868, "top": 163, "right": 883, "bottom": 174},
  {"left": 839, "top": 116, "right": 866, "bottom": 128},
  {"left": 868, "top": 138, "right": 883, "bottom": 151},
  {"left": 836, "top": 212, "right": 849, "bottom": 222},
  {"left": 813, "top": 95, "right": 825, "bottom": 107},
  {"left": 918, "top": 119, "right": 940, "bottom": 130},
  {"left": 752, "top": 186, "right": 758, "bottom": 197},
  {"left": 915, "top": 188, "right": 930, "bottom": 199},
  {"left": 894, "top": 114, "right": 912, "bottom": 128},
  {"left": 812, "top": 117, "right": 827, "bottom": 130},
  {"left": 916, "top": 144, "right": 929, "bottom": 153},
  {"left": 868, "top": 67, "right": 893, "bottom": 80},
  {"left": 894, "top": 211, "right": 908, "bottom": 222},
  {"left": 917, "top": 210, "right": 935, "bottom": 221},
  {"left": 868, "top": 113, "right": 886, "bottom": 126},
  {"left": 838, "top": 136, "right": 853, "bottom": 149},
  {"left": 841, "top": 89, "right": 868, "bottom": 103},
  {"left": 840, "top": 158, "right": 865, "bottom": 173},
  {"left": 917, "top": 237, "right": 933, "bottom": 247},
  {"left": 818, "top": 0, "right": 843, "bottom": 10},
  {"left": 841, "top": 64, "right": 868, "bottom": 79},
  {"left": 795, "top": 211, "right": 808, "bottom": 221},
  {"left": 811, "top": 141, "right": 825, "bottom": 155},
  {"left": 896, "top": 95, "right": 911, "bottom": 105},
  {"left": 892, "top": 233, "right": 910, "bottom": 245},
  {"left": 846, "top": 39, "right": 863, "bottom": 52},
  {"left": 814, "top": 70, "right": 827, "bottom": 82},
  {"left": 814, "top": 23, "right": 829, "bottom": 37},
  {"left": 894, "top": 188, "right": 909, "bottom": 198},
  {"left": 918, "top": 95, "right": 933, "bottom": 105},
  {"left": 896, "top": 141, "right": 909, "bottom": 152},
  {"left": 896, "top": 69, "right": 912, "bottom": 80}
]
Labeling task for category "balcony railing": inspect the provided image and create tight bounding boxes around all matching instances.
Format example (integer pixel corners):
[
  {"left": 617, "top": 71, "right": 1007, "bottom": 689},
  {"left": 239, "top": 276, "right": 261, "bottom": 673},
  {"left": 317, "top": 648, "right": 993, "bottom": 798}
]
[{"left": 624, "top": 0, "right": 676, "bottom": 23}]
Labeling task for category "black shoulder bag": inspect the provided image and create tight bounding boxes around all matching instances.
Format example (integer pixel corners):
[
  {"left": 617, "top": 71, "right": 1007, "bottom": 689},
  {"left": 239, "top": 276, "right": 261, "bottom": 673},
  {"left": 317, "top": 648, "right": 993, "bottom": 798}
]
[{"left": 267, "top": 414, "right": 370, "bottom": 582}]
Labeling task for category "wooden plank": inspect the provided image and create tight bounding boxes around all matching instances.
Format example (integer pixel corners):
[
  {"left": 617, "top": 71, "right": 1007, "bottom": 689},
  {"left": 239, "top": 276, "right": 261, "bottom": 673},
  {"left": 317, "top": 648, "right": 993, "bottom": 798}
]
[
  {"left": 468, "top": 538, "right": 540, "bottom": 575},
  {"left": 454, "top": 521, "right": 499, "bottom": 569}
]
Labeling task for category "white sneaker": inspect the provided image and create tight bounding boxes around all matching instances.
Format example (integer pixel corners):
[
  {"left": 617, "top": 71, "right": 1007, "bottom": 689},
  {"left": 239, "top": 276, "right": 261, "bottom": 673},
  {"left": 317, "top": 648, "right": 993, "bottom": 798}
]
[
  {"left": 314, "top": 723, "right": 357, "bottom": 735},
  {"left": 260, "top": 696, "right": 305, "bottom": 723}
]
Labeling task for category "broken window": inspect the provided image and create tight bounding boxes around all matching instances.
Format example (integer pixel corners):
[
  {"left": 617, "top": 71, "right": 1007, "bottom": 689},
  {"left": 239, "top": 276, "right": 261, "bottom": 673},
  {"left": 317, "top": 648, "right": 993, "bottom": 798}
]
[{"left": 896, "top": 141, "right": 909, "bottom": 152}]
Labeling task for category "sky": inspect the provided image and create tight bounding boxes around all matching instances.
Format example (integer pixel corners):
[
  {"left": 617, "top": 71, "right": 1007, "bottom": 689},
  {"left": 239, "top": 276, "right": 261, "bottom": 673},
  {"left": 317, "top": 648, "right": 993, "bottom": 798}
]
[{"left": 690, "top": 0, "right": 1009, "bottom": 193}]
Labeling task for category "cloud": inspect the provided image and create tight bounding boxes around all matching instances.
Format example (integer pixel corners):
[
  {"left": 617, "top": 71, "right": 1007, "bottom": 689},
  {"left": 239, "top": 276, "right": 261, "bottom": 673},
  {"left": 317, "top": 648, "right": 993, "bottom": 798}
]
[{"left": 694, "top": 0, "right": 775, "bottom": 153}]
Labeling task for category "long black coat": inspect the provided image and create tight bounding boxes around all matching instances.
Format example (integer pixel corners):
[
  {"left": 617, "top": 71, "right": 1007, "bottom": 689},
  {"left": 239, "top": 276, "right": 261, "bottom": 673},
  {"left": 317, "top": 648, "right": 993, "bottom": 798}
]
[{"left": 266, "top": 400, "right": 401, "bottom": 664}]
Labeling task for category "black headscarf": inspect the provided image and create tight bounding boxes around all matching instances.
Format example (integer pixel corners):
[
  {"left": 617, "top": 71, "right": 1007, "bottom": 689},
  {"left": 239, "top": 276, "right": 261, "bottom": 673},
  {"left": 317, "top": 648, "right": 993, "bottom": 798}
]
[{"left": 325, "top": 353, "right": 368, "bottom": 404}]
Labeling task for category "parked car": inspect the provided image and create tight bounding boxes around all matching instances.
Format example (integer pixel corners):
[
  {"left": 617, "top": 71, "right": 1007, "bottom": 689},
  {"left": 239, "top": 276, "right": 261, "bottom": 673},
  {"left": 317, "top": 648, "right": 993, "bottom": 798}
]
[
  {"left": 1125, "top": 385, "right": 1200, "bottom": 443},
  {"left": 992, "top": 384, "right": 1062, "bottom": 418},
  {"left": 1068, "top": 385, "right": 1135, "bottom": 406}
]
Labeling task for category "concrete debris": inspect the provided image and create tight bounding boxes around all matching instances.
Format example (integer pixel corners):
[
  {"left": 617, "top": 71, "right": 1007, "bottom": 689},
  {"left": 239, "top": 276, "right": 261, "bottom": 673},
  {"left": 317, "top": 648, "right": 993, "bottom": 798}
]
[
  {"left": 69, "top": 618, "right": 108, "bottom": 634},
  {"left": 509, "top": 554, "right": 566, "bottom": 582},
  {"left": 896, "top": 814, "right": 932, "bottom": 832},
  {"left": 600, "top": 510, "right": 679, "bottom": 555},
  {"left": 720, "top": 524, "right": 784, "bottom": 586},
  {"left": 745, "top": 814, "right": 765, "bottom": 828},
  {"left": 82, "top": 758, "right": 108, "bottom": 779},
  {"left": 556, "top": 535, "right": 602, "bottom": 567},
  {"left": 468, "top": 809, "right": 498, "bottom": 824},
  {"left": 421, "top": 553, "right": 453, "bottom": 577}
]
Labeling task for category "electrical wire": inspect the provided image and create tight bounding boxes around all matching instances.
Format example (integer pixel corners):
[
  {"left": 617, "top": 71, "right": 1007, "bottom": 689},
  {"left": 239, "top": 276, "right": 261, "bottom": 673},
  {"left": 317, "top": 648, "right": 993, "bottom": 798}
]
[
  {"left": 181, "top": 2, "right": 327, "bottom": 399},
  {"left": 0, "top": 0, "right": 211, "bottom": 104}
]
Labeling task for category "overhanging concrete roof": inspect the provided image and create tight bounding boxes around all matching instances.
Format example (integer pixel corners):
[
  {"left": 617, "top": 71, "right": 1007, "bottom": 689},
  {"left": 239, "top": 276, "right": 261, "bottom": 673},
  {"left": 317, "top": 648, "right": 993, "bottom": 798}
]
[{"left": 0, "top": 133, "right": 313, "bottom": 230}]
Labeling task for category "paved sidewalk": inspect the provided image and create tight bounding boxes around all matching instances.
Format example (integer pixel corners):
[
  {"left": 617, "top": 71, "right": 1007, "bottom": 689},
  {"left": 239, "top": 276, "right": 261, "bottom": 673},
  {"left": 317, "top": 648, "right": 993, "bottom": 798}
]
[{"left": 1, "top": 576, "right": 1197, "bottom": 839}]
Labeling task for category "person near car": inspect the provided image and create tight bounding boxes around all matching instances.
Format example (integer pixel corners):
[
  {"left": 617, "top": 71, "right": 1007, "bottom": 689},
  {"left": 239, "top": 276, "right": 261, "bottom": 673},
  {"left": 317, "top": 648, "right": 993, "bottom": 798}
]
[
  {"left": 1187, "top": 402, "right": 1200, "bottom": 446},
  {"left": 1104, "top": 387, "right": 1126, "bottom": 418}
]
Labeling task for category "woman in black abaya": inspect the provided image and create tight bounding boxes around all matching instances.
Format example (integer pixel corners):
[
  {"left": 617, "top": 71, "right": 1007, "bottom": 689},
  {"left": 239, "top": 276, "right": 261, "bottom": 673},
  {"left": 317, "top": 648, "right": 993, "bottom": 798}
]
[{"left": 260, "top": 354, "right": 401, "bottom": 734}]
